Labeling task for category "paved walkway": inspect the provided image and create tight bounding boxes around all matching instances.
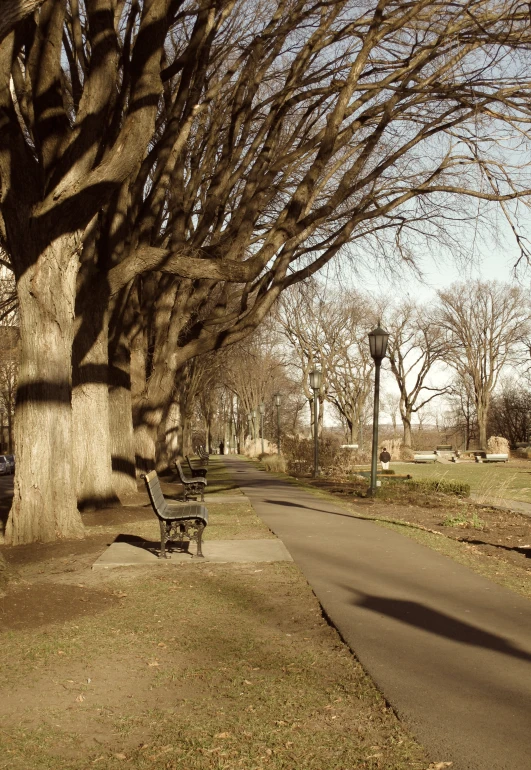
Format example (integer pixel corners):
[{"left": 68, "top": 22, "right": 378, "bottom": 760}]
[{"left": 222, "top": 456, "right": 531, "bottom": 770}]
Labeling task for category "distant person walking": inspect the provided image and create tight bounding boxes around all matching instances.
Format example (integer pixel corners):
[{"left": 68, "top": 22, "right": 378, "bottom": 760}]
[
  {"left": 219, "top": 440, "right": 225, "bottom": 455},
  {"left": 379, "top": 447, "right": 391, "bottom": 471}
]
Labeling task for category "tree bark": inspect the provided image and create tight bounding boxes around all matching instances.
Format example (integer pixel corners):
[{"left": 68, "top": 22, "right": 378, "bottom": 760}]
[
  {"left": 72, "top": 294, "right": 118, "bottom": 510},
  {"left": 402, "top": 411, "right": 413, "bottom": 449},
  {"left": 477, "top": 399, "right": 489, "bottom": 451},
  {"left": 5, "top": 238, "right": 84, "bottom": 544},
  {"left": 108, "top": 306, "right": 137, "bottom": 500},
  {"left": 108, "top": 327, "right": 137, "bottom": 499},
  {"left": 0, "top": 0, "right": 46, "bottom": 44}
]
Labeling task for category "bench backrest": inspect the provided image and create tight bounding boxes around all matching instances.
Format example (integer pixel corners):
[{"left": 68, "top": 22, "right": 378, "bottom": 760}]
[
  {"left": 142, "top": 470, "right": 169, "bottom": 518},
  {"left": 175, "top": 460, "right": 188, "bottom": 484}
]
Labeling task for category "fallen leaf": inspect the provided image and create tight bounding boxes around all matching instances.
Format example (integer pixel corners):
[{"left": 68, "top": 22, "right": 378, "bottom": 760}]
[
  {"left": 57, "top": 650, "right": 66, "bottom": 655},
  {"left": 92, "top": 757, "right": 105, "bottom": 764},
  {"left": 148, "top": 661, "right": 159, "bottom": 667},
  {"left": 75, "top": 694, "right": 85, "bottom": 702},
  {"left": 215, "top": 732, "right": 231, "bottom": 739},
  {"left": 244, "top": 679, "right": 252, "bottom": 685},
  {"left": 157, "top": 642, "right": 167, "bottom": 648},
  {"left": 114, "top": 753, "right": 127, "bottom": 760},
  {"left": 429, "top": 764, "right": 453, "bottom": 770}
]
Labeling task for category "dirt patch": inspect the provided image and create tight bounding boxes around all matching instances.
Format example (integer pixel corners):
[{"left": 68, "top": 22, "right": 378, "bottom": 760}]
[{"left": 0, "top": 582, "right": 122, "bottom": 631}]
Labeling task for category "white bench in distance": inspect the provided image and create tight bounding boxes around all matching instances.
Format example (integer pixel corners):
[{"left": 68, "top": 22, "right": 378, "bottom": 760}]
[
  {"left": 413, "top": 452, "right": 437, "bottom": 463},
  {"left": 475, "top": 453, "right": 509, "bottom": 463}
]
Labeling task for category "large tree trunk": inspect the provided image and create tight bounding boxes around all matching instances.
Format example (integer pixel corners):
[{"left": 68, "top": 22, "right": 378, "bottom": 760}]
[
  {"left": 72, "top": 295, "right": 118, "bottom": 510},
  {"left": 108, "top": 323, "right": 137, "bottom": 499},
  {"left": 402, "top": 410, "right": 413, "bottom": 449},
  {"left": 5, "top": 239, "right": 83, "bottom": 544},
  {"left": 477, "top": 398, "right": 489, "bottom": 451},
  {"left": 157, "top": 402, "right": 181, "bottom": 471}
]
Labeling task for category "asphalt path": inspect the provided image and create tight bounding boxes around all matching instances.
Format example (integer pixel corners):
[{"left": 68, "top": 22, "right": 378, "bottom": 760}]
[{"left": 223, "top": 456, "right": 531, "bottom": 770}]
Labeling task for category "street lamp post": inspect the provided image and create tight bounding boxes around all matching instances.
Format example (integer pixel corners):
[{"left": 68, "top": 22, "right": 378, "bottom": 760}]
[
  {"left": 259, "top": 402, "right": 265, "bottom": 454},
  {"left": 274, "top": 393, "right": 281, "bottom": 454},
  {"left": 368, "top": 321, "right": 390, "bottom": 496},
  {"left": 309, "top": 369, "right": 322, "bottom": 477}
]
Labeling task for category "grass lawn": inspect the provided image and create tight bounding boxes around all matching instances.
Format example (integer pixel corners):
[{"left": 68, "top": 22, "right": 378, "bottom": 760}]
[
  {"left": 392, "top": 459, "right": 531, "bottom": 505},
  {"left": 0, "top": 457, "right": 430, "bottom": 770}
]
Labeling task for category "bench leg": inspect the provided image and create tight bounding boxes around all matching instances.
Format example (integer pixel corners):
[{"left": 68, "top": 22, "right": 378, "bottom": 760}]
[
  {"left": 159, "top": 521, "right": 169, "bottom": 559},
  {"left": 195, "top": 522, "right": 205, "bottom": 558}
]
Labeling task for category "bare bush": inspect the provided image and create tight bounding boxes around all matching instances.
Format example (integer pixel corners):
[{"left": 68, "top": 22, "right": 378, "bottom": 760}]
[{"left": 487, "top": 436, "right": 510, "bottom": 454}]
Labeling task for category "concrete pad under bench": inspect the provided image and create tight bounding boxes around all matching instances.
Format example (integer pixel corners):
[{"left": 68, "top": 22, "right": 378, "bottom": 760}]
[{"left": 92, "top": 538, "right": 292, "bottom": 569}]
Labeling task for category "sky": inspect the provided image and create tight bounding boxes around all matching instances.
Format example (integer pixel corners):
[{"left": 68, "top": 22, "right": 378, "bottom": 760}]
[
  {"left": 322, "top": 201, "right": 531, "bottom": 302},
  {"left": 318, "top": 215, "right": 531, "bottom": 430}
]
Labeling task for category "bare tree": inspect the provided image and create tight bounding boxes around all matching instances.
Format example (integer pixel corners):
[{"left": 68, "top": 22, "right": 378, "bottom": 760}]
[
  {"left": 3, "top": 1, "right": 531, "bottom": 542},
  {"left": 382, "top": 391, "right": 401, "bottom": 439},
  {"left": 488, "top": 378, "right": 531, "bottom": 447},
  {"left": 386, "top": 301, "right": 450, "bottom": 448},
  {"left": 436, "top": 281, "right": 530, "bottom": 450}
]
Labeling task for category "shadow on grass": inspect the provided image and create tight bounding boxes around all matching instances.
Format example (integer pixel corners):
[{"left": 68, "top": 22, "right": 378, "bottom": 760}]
[{"left": 458, "top": 537, "right": 531, "bottom": 557}]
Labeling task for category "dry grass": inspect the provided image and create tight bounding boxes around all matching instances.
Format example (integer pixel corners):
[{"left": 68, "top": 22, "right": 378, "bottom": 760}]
[{"left": 0, "top": 459, "right": 430, "bottom": 770}]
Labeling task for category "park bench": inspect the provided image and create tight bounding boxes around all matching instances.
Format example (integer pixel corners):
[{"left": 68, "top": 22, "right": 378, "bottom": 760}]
[
  {"left": 435, "top": 445, "right": 453, "bottom": 453},
  {"left": 475, "top": 453, "right": 509, "bottom": 463},
  {"left": 413, "top": 451, "right": 437, "bottom": 463},
  {"left": 197, "top": 446, "right": 210, "bottom": 464},
  {"left": 186, "top": 455, "right": 208, "bottom": 478},
  {"left": 175, "top": 460, "right": 207, "bottom": 501},
  {"left": 142, "top": 470, "right": 208, "bottom": 558}
]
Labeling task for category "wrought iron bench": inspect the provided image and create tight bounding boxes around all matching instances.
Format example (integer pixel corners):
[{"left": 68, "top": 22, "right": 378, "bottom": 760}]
[
  {"left": 197, "top": 446, "right": 210, "bottom": 464},
  {"left": 142, "top": 470, "right": 208, "bottom": 558},
  {"left": 175, "top": 460, "right": 207, "bottom": 501},
  {"left": 186, "top": 455, "right": 207, "bottom": 478}
]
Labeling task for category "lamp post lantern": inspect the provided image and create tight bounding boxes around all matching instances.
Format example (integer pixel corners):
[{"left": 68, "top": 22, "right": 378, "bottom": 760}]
[
  {"left": 274, "top": 393, "right": 281, "bottom": 454},
  {"left": 368, "top": 321, "right": 390, "bottom": 496},
  {"left": 259, "top": 402, "right": 265, "bottom": 454},
  {"left": 309, "top": 369, "right": 322, "bottom": 477}
]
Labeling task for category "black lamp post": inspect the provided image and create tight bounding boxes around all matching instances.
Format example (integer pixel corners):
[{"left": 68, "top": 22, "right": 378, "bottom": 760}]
[
  {"left": 274, "top": 393, "right": 281, "bottom": 454},
  {"left": 368, "top": 321, "right": 389, "bottom": 496},
  {"left": 309, "top": 369, "right": 322, "bottom": 477},
  {"left": 259, "top": 402, "right": 265, "bottom": 454}
]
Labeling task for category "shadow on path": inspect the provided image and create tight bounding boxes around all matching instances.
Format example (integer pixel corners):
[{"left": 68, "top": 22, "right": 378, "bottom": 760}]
[{"left": 342, "top": 585, "right": 531, "bottom": 663}]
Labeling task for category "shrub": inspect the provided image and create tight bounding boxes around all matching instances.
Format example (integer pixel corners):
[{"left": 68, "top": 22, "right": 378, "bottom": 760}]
[
  {"left": 406, "top": 478, "right": 470, "bottom": 497},
  {"left": 282, "top": 435, "right": 365, "bottom": 477},
  {"left": 487, "top": 435, "right": 510, "bottom": 454},
  {"left": 259, "top": 454, "right": 287, "bottom": 473},
  {"left": 516, "top": 447, "right": 531, "bottom": 459},
  {"left": 442, "top": 511, "right": 485, "bottom": 529}
]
